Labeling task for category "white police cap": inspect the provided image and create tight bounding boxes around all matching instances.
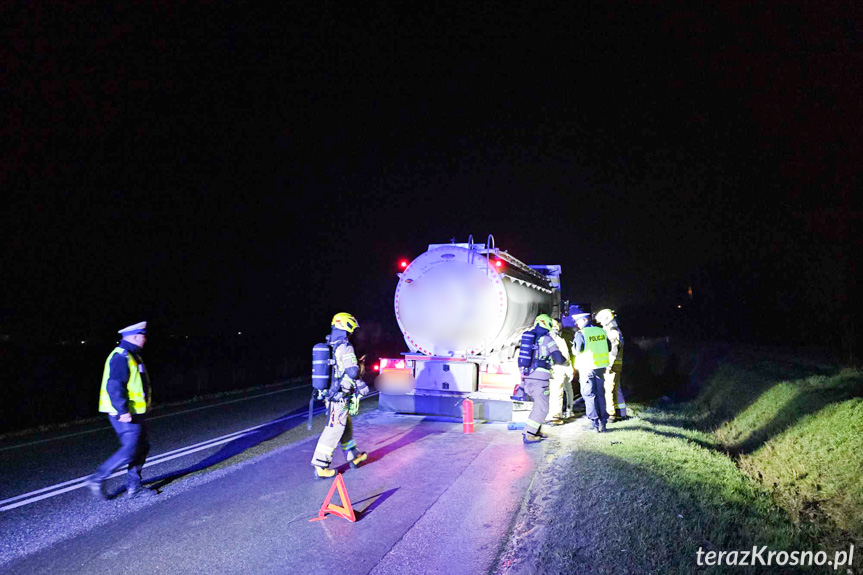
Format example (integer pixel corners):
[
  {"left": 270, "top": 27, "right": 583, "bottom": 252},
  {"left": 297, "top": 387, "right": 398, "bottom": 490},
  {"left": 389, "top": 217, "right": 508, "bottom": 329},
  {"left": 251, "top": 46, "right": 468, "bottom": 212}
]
[{"left": 118, "top": 321, "right": 147, "bottom": 335}]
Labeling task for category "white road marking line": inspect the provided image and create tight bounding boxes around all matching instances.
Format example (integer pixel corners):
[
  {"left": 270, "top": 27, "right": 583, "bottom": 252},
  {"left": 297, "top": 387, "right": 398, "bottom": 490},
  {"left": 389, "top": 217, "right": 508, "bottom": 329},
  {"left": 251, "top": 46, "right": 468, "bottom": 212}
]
[
  {"left": 1, "top": 417, "right": 278, "bottom": 506},
  {"left": 0, "top": 391, "right": 377, "bottom": 512},
  {"left": 0, "top": 409, "right": 323, "bottom": 511},
  {"left": 0, "top": 381, "right": 309, "bottom": 453}
]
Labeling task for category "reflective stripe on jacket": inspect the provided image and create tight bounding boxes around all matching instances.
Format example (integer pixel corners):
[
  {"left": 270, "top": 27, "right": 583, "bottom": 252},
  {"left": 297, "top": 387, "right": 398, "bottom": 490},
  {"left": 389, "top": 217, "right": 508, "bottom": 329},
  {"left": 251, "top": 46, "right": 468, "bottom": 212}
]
[
  {"left": 334, "top": 341, "right": 359, "bottom": 387},
  {"left": 525, "top": 334, "right": 559, "bottom": 380},
  {"left": 605, "top": 325, "right": 624, "bottom": 367}
]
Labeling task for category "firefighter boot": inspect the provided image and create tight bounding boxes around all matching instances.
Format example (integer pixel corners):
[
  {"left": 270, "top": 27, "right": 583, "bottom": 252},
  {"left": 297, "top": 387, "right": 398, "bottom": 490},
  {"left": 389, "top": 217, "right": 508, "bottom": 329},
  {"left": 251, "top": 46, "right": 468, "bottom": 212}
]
[
  {"left": 313, "top": 465, "right": 336, "bottom": 480},
  {"left": 345, "top": 448, "right": 368, "bottom": 469},
  {"left": 522, "top": 432, "right": 544, "bottom": 444}
]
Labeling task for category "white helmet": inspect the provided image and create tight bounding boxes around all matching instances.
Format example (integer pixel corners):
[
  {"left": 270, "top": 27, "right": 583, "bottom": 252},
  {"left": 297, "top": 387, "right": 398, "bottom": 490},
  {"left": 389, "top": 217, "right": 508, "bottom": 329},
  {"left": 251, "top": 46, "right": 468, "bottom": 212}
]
[{"left": 595, "top": 309, "right": 615, "bottom": 326}]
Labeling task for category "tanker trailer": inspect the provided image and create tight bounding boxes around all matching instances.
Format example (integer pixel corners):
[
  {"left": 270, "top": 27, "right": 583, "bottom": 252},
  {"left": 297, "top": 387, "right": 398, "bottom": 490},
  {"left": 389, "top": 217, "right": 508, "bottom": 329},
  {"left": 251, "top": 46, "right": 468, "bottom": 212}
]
[{"left": 376, "top": 238, "right": 562, "bottom": 421}]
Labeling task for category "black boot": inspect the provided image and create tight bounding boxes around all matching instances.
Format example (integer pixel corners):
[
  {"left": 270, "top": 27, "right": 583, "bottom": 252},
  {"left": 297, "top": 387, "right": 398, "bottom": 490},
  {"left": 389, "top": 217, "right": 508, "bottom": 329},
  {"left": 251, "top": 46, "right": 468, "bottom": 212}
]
[
  {"left": 86, "top": 476, "right": 107, "bottom": 500},
  {"left": 126, "top": 484, "right": 157, "bottom": 499}
]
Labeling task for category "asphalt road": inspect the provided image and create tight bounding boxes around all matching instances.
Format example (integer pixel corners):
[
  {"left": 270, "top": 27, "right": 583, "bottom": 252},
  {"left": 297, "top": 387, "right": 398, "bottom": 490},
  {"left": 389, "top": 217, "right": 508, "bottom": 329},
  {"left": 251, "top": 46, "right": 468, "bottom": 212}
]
[
  {"left": 1, "top": 386, "right": 545, "bottom": 574},
  {"left": 0, "top": 379, "right": 318, "bottom": 498},
  {"left": 0, "top": 380, "right": 326, "bottom": 563}
]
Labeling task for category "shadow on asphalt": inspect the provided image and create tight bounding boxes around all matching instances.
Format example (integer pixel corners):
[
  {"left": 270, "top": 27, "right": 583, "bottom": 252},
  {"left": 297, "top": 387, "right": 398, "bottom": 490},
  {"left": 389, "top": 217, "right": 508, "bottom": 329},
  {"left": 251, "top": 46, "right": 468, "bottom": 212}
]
[
  {"left": 146, "top": 408, "right": 447, "bottom": 493},
  {"left": 145, "top": 405, "right": 313, "bottom": 491},
  {"left": 353, "top": 487, "right": 400, "bottom": 519},
  {"left": 106, "top": 487, "right": 127, "bottom": 500},
  {"left": 335, "top": 423, "right": 446, "bottom": 474}
]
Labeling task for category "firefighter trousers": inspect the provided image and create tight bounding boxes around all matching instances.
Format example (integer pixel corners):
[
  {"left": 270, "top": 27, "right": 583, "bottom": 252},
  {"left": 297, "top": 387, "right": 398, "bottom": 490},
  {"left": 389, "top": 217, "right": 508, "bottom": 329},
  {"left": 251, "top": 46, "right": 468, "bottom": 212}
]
[
  {"left": 548, "top": 371, "right": 573, "bottom": 419},
  {"left": 523, "top": 377, "right": 550, "bottom": 436},
  {"left": 311, "top": 400, "right": 359, "bottom": 468},
  {"left": 604, "top": 368, "right": 627, "bottom": 418}
]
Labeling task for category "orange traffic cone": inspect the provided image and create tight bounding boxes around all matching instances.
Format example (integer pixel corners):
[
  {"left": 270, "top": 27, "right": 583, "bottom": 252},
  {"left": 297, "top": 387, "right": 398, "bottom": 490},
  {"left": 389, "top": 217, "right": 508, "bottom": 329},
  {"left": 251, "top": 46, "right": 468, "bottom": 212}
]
[{"left": 309, "top": 473, "right": 356, "bottom": 523}]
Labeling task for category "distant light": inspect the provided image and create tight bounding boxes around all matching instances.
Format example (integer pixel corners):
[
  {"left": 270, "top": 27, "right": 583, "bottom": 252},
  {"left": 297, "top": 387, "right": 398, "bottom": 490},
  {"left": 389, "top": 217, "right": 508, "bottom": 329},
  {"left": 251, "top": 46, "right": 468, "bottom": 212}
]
[
  {"left": 237, "top": 332, "right": 242, "bottom": 335},
  {"left": 495, "top": 260, "right": 503, "bottom": 268},
  {"left": 373, "top": 363, "right": 380, "bottom": 372},
  {"left": 80, "top": 340, "right": 86, "bottom": 345},
  {"left": 677, "top": 305, "right": 682, "bottom": 309},
  {"left": 399, "top": 260, "right": 409, "bottom": 269}
]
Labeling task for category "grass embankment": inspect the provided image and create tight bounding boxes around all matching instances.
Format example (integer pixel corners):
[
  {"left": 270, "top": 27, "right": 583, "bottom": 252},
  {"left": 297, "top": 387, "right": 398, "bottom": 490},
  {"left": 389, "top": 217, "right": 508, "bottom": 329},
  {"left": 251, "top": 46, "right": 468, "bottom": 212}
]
[
  {"left": 535, "top": 347, "right": 862, "bottom": 575},
  {"left": 694, "top": 353, "right": 863, "bottom": 545}
]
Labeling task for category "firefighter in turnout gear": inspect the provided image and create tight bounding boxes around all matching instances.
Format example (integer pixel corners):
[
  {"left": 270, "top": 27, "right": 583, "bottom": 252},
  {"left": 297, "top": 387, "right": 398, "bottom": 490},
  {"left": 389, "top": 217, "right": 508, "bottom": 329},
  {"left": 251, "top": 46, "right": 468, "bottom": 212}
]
[
  {"left": 570, "top": 305, "right": 610, "bottom": 432},
  {"left": 311, "top": 313, "right": 371, "bottom": 479},
  {"left": 595, "top": 309, "right": 627, "bottom": 420},
  {"left": 547, "top": 319, "right": 575, "bottom": 424},
  {"left": 521, "top": 314, "right": 567, "bottom": 443}
]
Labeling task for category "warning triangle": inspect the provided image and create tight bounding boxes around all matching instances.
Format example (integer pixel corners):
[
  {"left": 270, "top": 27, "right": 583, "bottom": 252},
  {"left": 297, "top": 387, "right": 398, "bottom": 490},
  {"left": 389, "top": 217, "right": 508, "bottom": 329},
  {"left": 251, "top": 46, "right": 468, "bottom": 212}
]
[{"left": 309, "top": 473, "right": 356, "bottom": 522}]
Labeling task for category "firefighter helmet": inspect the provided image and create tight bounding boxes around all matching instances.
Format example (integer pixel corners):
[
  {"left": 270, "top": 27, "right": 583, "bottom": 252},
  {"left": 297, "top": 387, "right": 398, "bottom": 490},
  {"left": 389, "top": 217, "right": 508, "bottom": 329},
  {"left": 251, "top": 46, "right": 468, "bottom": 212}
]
[
  {"left": 534, "top": 314, "right": 554, "bottom": 331},
  {"left": 595, "top": 309, "right": 615, "bottom": 326},
  {"left": 331, "top": 312, "right": 359, "bottom": 333}
]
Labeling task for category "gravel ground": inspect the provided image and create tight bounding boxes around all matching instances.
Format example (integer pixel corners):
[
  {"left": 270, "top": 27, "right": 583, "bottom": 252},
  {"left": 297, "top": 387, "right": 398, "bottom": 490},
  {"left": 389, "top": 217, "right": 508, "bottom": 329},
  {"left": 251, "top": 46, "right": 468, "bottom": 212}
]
[{"left": 492, "top": 420, "right": 588, "bottom": 575}]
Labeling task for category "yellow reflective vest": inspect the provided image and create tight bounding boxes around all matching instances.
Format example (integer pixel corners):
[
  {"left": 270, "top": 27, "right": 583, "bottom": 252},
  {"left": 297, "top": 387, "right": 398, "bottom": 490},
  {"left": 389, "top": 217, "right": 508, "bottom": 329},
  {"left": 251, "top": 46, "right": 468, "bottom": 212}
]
[
  {"left": 574, "top": 326, "right": 610, "bottom": 372},
  {"left": 98, "top": 347, "right": 149, "bottom": 415}
]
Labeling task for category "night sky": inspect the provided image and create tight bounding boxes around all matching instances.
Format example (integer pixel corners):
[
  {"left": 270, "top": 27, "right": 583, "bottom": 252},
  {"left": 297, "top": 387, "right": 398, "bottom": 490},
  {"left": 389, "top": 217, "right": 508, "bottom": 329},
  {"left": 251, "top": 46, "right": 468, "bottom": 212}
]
[{"left": 2, "top": 3, "right": 860, "bottom": 351}]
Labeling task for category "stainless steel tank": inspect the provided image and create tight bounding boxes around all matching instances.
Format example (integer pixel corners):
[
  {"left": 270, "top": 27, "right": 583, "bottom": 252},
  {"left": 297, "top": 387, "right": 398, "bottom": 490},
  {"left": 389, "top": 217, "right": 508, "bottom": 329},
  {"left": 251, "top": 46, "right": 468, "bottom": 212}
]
[{"left": 394, "top": 244, "right": 554, "bottom": 356}]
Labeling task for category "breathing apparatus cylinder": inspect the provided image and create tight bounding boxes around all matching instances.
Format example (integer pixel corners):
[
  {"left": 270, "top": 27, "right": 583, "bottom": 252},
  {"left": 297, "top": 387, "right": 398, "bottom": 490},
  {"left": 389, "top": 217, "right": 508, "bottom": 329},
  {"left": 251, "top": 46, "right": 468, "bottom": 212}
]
[
  {"left": 517, "top": 329, "right": 538, "bottom": 375},
  {"left": 312, "top": 342, "right": 332, "bottom": 391}
]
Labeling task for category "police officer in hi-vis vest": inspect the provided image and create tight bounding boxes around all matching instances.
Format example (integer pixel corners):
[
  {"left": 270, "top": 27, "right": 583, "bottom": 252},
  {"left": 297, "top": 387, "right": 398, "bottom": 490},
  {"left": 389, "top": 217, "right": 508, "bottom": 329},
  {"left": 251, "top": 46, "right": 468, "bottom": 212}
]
[
  {"left": 521, "top": 314, "right": 567, "bottom": 444},
  {"left": 87, "top": 321, "right": 155, "bottom": 499},
  {"left": 570, "top": 305, "right": 611, "bottom": 432},
  {"left": 311, "top": 313, "right": 372, "bottom": 479}
]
